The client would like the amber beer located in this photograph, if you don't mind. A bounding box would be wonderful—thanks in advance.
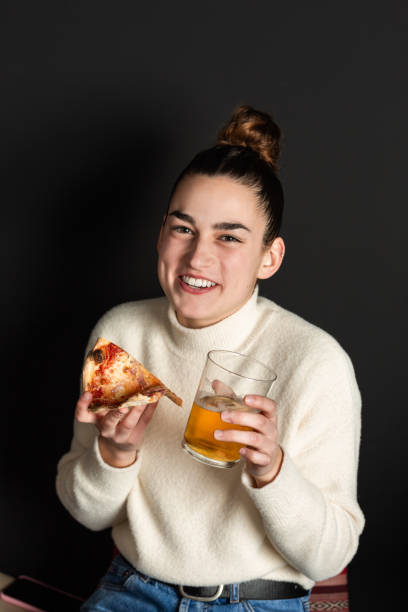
[183,394,254,466]
[182,350,276,468]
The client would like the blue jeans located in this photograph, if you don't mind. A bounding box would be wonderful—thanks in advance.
[81,554,310,611]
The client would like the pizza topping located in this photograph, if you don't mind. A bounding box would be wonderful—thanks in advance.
[112,384,126,398]
[92,349,104,364]
[90,387,103,400]
[82,337,183,411]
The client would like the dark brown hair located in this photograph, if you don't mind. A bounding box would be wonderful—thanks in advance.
[167,105,284,246]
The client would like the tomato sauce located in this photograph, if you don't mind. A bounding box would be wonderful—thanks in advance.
[89,343,124,404]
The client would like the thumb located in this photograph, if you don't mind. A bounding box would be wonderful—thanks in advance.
[75,391,98,423]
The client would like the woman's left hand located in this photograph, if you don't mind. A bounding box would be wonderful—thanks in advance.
[214,395,283,488]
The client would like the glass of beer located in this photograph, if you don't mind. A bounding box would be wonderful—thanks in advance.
[182,350,276,468]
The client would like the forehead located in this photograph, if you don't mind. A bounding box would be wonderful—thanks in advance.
[169,174,264,225]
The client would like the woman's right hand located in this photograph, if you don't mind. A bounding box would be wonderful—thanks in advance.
[75,391,158,468]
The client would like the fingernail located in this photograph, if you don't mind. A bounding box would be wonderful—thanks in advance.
[221,411,231,422]
[214,430,223,439]
[83,391,92,401]
[244,395,257,405]
[118,405,131,413]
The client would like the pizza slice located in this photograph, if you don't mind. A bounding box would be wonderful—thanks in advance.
[82,337,182,413]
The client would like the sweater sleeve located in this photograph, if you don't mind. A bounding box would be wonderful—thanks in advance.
[56,419,142,531]
[56,305,142,531]
[241,341,365,582]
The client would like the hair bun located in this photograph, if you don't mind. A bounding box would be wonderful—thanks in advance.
[217,105,281,172]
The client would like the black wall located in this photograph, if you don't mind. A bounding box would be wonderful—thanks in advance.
[1,2,406,609]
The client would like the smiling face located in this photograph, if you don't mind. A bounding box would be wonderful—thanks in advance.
[157,174,284,328]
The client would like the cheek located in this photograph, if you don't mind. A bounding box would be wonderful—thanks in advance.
[228,254,263,293]
[223,249,260,277]
[158,239,191,280]
[159,237,181,264]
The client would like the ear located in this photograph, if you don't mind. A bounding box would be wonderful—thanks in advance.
[257,237,285,280]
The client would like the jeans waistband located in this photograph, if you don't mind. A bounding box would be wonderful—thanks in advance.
[110,554,309,602]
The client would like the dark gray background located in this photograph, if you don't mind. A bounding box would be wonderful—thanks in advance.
[1,1,406,609]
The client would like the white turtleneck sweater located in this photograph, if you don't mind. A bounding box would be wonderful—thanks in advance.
[56,288,364,590]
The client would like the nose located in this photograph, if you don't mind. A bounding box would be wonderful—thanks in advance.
[186,235,215,270]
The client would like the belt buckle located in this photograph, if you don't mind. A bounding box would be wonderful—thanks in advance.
[178,584,224,602]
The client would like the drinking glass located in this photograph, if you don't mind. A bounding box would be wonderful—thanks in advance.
[182,350,276,468]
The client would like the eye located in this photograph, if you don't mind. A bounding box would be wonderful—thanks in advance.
[172,225,194,235]
[219,234,242,243]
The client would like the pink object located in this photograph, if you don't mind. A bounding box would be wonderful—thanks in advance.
[0,575,83,611]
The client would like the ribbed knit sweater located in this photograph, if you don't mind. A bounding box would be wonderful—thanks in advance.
[56,288,364,590]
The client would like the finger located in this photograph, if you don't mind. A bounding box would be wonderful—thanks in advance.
[221,410,274,435]
[75,392,97,423]
[214,428,277,452]
[137,402,157,429]
[114,403,156,442]
[239,446,272,467]
[212,379,236,397]
[117,404,146,430]
[126,402,157,440]
[244,395,277,418]
[99,407,128,437]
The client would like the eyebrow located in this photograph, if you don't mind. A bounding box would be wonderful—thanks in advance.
[168,210,251,232]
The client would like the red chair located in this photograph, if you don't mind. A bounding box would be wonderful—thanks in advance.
[309,568,349,611]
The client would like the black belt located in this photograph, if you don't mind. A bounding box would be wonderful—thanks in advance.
[178,579,308,602]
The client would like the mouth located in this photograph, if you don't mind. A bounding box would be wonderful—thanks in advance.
[178,274,218,294]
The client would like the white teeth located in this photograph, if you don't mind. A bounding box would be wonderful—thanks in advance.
[182,275,216,288]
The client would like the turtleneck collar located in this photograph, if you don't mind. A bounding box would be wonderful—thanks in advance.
[166,286,260,356]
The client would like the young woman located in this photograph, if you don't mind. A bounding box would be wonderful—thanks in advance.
[57,105,365,611]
